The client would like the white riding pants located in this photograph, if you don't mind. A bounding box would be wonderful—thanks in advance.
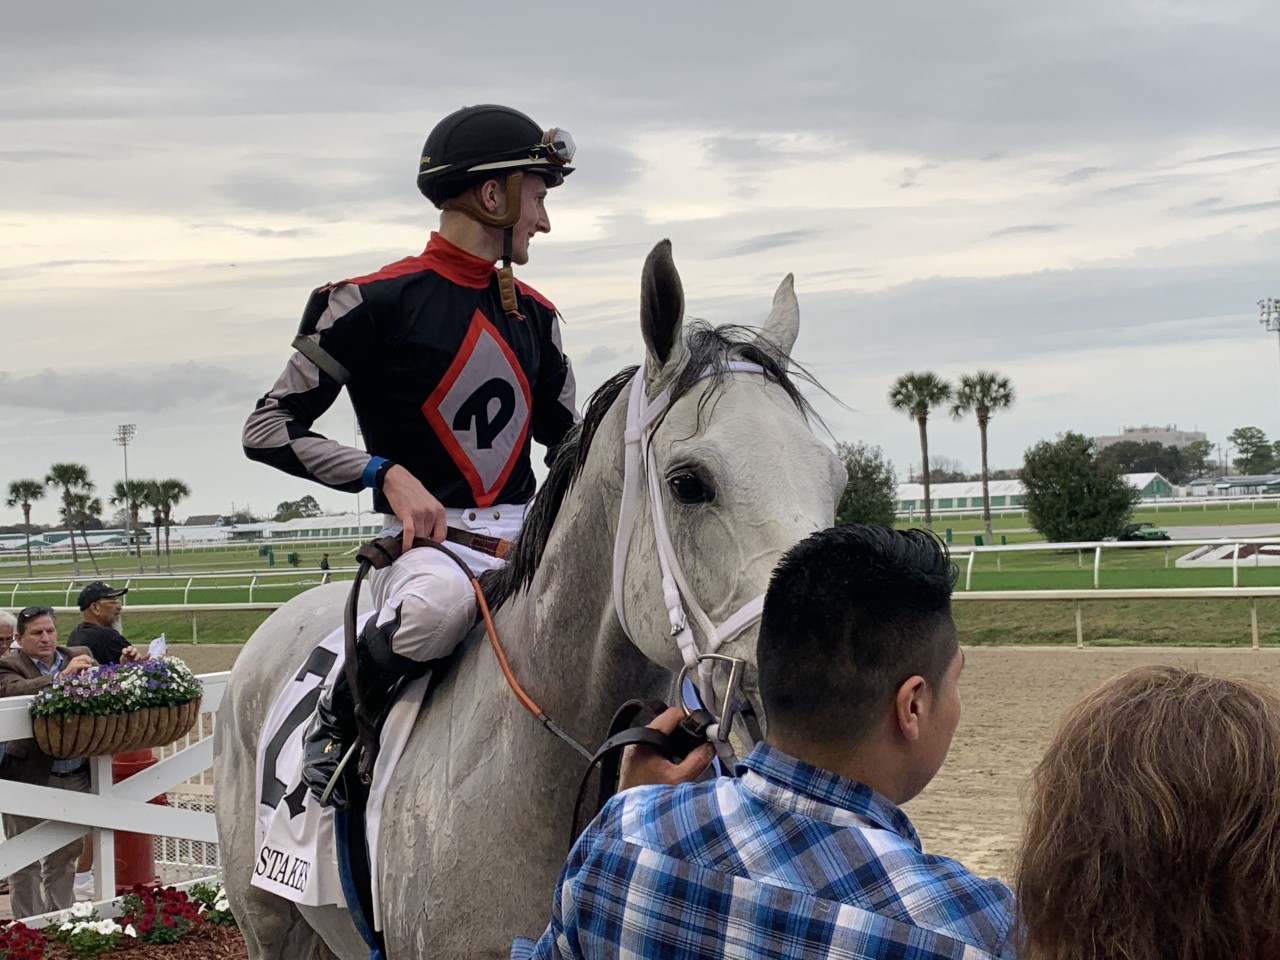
[371,504,525,664]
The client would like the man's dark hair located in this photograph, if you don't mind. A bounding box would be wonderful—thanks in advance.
[758,524,959,742]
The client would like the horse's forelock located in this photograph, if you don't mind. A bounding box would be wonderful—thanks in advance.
[480,323,822,609]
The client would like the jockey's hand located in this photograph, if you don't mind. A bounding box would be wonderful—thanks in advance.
[382,465,448,553]
[618,707,715,791]
[59,655,97,678]
[119,646,144,664]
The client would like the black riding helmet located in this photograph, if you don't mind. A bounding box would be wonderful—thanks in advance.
[417,104,575,207]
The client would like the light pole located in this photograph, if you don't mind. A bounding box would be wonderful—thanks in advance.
[114,424,143,575]
[1260,298,1280,401]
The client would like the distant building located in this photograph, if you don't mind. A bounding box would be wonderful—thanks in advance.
[183,514,225,527]
[1093,424,1207,450]
[1189,475,1280,497]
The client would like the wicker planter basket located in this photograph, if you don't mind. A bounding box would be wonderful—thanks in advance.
[32,699,203,760]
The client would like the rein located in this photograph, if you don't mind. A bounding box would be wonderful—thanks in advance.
[339,361,773,817]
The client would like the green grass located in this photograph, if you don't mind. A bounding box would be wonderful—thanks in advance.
[955,597,1280,647]
[109,599,1280,650]
[0,542,364,581]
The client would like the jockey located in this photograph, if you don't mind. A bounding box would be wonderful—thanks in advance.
[242,104,580,808]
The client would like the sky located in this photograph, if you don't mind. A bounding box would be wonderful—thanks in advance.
[3,0,1278,525]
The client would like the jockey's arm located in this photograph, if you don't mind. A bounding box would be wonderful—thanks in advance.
[242,283,380,494]
[531,313,581,463]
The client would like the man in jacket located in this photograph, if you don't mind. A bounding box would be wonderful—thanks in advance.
[0,606,97,918]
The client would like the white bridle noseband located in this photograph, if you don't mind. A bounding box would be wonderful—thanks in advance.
[611,362,769,740]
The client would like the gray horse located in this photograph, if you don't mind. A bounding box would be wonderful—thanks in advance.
[214,241,846,958]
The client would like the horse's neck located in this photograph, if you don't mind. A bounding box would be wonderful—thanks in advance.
[497,429,665,744]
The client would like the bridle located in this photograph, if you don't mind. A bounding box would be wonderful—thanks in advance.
[338,360,772,796]
[611,362,769,761]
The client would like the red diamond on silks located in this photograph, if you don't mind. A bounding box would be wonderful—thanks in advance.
[423,309,532,507]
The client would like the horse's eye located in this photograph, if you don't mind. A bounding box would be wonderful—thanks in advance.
[667,471,713,505]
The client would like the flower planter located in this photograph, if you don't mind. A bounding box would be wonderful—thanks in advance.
[32,699,202,760]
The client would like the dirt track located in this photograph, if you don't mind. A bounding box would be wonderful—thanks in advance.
[176,643,1280,882]
[904,646,1280,880]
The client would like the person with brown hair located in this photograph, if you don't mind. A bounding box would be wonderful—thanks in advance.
[1016,664,1280,960]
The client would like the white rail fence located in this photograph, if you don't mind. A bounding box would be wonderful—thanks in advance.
[0,672,228,918]
[2,568,354,607]
[900,492,1280,520]
[949,537,1280,589]
[952,587,1280,649]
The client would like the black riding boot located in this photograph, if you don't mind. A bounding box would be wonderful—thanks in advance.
[301,610,419,810]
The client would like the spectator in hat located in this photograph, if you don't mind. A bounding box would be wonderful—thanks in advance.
[66,582,142,666]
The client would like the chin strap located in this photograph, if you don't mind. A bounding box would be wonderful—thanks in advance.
[441,172,525,319]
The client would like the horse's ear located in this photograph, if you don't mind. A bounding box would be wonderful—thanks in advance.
[640,239,685,373]
[759,273,799,356]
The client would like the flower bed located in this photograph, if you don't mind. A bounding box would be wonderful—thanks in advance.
[30,658,203,759]
[2,884,245,960]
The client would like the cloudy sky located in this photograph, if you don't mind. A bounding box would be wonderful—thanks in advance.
[3,0,1278,525]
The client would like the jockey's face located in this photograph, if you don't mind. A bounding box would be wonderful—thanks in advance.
[509,174,551,266]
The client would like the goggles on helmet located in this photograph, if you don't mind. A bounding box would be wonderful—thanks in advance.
[538,128,575,166]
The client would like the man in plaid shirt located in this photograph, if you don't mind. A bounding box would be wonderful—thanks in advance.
[515,525,1016,959]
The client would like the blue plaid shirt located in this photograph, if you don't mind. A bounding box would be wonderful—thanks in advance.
[514,743,1015,959]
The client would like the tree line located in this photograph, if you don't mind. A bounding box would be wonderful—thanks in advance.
[834,368,1206,543]
[5,468,190,578]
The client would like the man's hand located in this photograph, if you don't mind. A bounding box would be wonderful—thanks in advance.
[119,646,144,664]
[382,465,448,553]
[618,707,715,791]
[58,655,96,678]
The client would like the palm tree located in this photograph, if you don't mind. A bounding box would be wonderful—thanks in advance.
[951,371,1016,543]
[151,478,191,572]
[140,481,164,572]
[5,479,45,578]
[111,479,150,574]
[46,462,91,576]
[888,372,953,530]
[67,490,104,577]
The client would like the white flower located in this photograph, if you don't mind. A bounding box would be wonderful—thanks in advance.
[124,924,137,938]
[214,898,230,912]
[68,902,94,918]
[94,919,121,935]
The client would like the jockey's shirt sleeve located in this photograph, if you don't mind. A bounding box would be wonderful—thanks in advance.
[241,283,379,493]
[531,311,581,464]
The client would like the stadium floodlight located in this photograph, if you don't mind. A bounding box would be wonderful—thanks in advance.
[114,424,144,575]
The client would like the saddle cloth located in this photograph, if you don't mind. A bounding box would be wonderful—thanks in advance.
[252,613,430,930]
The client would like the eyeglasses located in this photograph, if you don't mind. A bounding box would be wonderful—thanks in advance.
[16,605,55,630]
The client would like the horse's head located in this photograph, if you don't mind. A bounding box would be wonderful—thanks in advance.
[615,241,845,724]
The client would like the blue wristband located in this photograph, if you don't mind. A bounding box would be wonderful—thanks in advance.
[362,456,390,490]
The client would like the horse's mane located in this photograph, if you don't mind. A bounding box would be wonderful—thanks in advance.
[479,322,820,610]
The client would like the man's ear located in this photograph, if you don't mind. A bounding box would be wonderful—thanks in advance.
[476,178,503,215]
[894,675,928,742]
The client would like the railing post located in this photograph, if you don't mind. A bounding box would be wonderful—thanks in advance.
[1093,547,1102,589]
[89,754,116,900]
[183,577,194,604]
[1233,543,1241,588]
[1075,601,1083,649]
[966,551,975,590]
[249,575,258,603]
[9,581,19,605]
[1252,598,1260,650]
